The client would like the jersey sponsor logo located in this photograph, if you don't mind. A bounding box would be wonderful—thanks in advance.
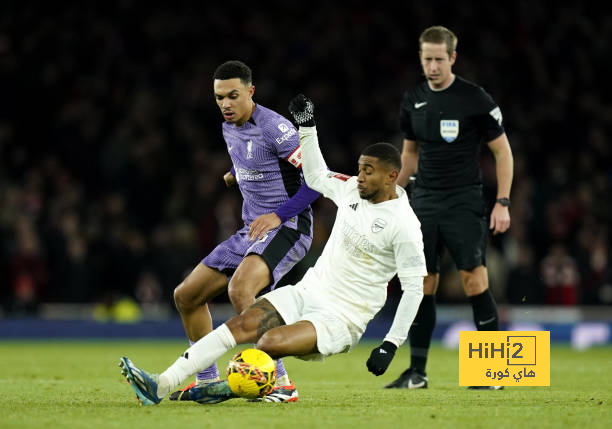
[287,146,302,168]
[326,172,351,181]
[275,126,297,145]
[489,106,503,126]
[236,167,264,181]
[341,220,374,259]
[278,123,290,133]
[246,140,254,159]
[440,120,459,142]
[371,218,387,233]
[414,101,427,109]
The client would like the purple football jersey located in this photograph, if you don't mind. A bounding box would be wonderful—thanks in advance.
[223,104,311,233]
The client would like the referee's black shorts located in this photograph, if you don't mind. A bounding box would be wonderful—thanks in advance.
[410,185,487,274]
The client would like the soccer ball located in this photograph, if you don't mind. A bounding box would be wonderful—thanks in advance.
[226,348,276,399]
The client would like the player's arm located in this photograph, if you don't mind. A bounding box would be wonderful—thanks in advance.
[250,188,319,241]
[224,165,237,187]
[366,236,426,376]
[366,275,424,376]
[294,127,329,193]
[487,133,513,235]
[272,181,319,221]
[288,94,349,204]
[249,123,320,241]
[384,275,424,347]
[397,138,419,188]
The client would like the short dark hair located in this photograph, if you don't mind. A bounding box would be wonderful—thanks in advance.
[361,142,401,171]
[213,60,252,85]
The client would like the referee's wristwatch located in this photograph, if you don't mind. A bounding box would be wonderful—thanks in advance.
[496,197,510,207]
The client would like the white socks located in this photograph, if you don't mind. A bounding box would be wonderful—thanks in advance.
[157,324,236,398]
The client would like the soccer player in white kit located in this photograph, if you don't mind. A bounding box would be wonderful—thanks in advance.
[119,94,427,405]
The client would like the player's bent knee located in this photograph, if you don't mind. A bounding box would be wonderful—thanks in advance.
[256,331,285,358]
[228,273,268,314]
[227,285,255,315]
[173,283,189,311]
[462,275,488,296]
[173,281,206,313]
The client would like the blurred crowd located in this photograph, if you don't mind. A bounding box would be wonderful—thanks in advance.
[1,2,610,316]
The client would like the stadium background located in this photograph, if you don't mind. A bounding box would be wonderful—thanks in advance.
[0,2,610,346]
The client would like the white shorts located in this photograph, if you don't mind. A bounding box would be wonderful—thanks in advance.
[263,282,364,361]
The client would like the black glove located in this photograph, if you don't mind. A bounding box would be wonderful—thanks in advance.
[366,341,397,376]
[288,94,315,127]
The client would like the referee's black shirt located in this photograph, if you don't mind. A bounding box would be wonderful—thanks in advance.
[399,76,504,190]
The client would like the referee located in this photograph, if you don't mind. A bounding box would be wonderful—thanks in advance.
[385,26,513,390]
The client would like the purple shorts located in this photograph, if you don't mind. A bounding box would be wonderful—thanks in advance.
[202,225,312,290]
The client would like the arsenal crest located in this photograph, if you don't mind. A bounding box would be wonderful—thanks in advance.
[371,218,387,233]
[440,120,459,142]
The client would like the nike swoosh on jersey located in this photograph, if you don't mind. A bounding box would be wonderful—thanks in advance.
[414,102,427,109]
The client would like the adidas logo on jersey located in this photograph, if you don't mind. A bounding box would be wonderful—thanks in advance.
[349,203,358,211]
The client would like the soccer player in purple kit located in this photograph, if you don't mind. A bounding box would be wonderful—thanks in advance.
[169,61,319,403]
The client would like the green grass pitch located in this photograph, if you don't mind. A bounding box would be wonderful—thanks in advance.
[0,341,610,429]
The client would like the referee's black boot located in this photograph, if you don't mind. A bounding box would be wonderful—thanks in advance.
[384,367,428,389]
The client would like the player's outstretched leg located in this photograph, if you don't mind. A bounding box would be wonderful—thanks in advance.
[169,356,296,403]
[169,361,220,402]
[187,380,238,404]
[119,357,162,406]
[169,381,197,401]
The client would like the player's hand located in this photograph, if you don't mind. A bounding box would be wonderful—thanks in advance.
[489,204,510,235]
[288,94,315,127]
[366,341,397,376]
[249,213,281,242]
[223,171,237,187]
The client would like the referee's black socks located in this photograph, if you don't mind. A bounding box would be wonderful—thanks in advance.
[468,289,499,331]
[408,294,436,375]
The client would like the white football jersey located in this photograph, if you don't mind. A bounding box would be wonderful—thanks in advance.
[298,127,427,331]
